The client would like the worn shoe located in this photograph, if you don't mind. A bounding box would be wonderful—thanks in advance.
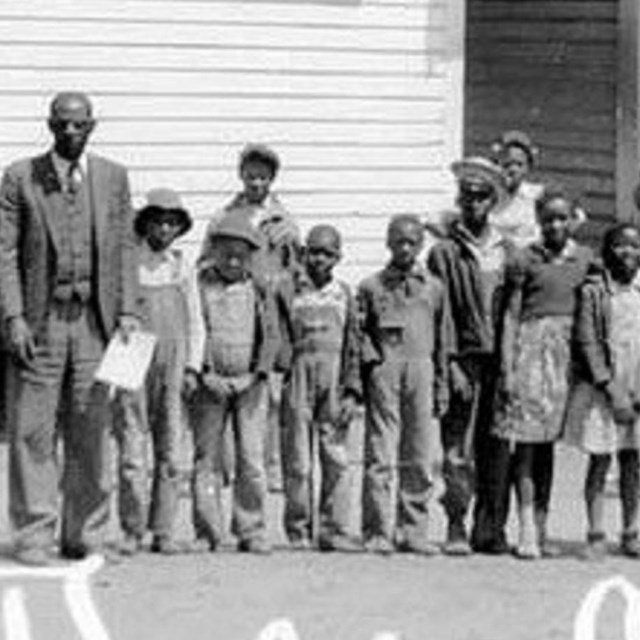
[397,539,440,556]
[364,536,394,556]
[514,542,541,560]
[582,534,607,562]
[621,532,640,558]
[318,534,362,553]
[118,534,144,556]
[288,537,313,552]
[238,538,272,555]
[14,546,60,567]
[443,522,472,556]
[443,538,472,556]
[150,536,182,555]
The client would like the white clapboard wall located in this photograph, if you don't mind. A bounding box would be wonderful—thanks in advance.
[0,0,465,284]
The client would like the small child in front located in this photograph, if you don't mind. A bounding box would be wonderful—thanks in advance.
[358,215,450,554]
[186,210,280,554]
[280,225,361,552]
[564,223,640,560]
[113,188,202,555]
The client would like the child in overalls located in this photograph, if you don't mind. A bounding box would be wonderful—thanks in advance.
[358,214,451,554]
[199,144,300,492]
[279,225,361,552]
[113,188,202,555]
[186,211,280,554]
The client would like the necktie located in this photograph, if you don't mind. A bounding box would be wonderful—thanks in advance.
[67,162,81,195]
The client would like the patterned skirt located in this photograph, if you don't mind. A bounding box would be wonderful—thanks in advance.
[493,315,572,443]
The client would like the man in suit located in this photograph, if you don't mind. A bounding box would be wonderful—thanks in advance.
[0,91,140,565]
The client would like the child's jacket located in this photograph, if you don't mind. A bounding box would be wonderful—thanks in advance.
[569,263,615,388]
[427,221,515,358]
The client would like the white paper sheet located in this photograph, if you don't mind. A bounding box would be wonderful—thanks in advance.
[94,331,157,391]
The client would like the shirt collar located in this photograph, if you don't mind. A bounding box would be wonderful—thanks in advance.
[295,270,339,294]
[51,149,88,177]
[530,238,578,262]
[382,261,426,283]
[453,220,504,252]
[139,240,176,265]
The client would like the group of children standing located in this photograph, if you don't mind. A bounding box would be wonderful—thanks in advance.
[115,135,640,561]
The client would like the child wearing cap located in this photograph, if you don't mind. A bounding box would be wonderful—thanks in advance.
[200,143,301,493]
[186,209,281,554]
[278,225,362,552]
[358,215,451,555]
[427,157,516,556]
[113,188,203,555]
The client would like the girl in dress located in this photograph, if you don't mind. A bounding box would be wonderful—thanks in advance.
[564,223,640,559]
[496,185,592,559]
[490,130,585,248]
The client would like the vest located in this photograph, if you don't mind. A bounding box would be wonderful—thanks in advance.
[53,176,93,302]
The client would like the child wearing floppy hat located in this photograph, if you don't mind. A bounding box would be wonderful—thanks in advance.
[112,187,203,555]
[186,209,282,554]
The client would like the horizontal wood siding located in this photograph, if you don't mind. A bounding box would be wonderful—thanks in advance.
[0,0,465,284]
[465,0,618,239]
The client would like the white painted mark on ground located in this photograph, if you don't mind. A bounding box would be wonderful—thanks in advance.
[0,554,110,640]
[255,618,401,640]
[3,587,31,640]
[574,575,640,640]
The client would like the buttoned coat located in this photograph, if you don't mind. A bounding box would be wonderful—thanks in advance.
[0,151,138,341]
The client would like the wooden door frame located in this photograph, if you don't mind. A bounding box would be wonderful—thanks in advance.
[617,0,640,223]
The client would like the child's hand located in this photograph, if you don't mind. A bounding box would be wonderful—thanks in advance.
[606,383,637,426]
[202,372,233,402]
[450,361,472,403]
[337,394,359,430]
[229,373,255,396]
[182,369,200,400]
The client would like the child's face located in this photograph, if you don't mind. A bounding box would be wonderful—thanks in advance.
[458,179,497,235]
[501,146,530,193]
[387,220,423,271]
[606,228,640,284]
[539,197,571,252]
[145,210,184,252]
[305,230,340,285]
[240,159,275,205]
[214,238,254,283]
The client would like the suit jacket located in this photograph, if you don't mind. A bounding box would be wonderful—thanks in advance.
[0,151,138,341]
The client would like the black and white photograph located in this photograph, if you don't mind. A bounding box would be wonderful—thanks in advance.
[0,1,637,638]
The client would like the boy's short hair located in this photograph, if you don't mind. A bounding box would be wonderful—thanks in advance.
[306,224,342,253]
[238,143,280,177]
[387,214,424,239]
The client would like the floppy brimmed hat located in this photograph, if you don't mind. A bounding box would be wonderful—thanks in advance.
[451,156,509,210]
[207,210,263,250]
[238,143,280,177]
[134,188,192,237]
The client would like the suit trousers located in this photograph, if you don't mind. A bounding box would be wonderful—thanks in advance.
[189,380,269,545]
[8,299,110,551]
